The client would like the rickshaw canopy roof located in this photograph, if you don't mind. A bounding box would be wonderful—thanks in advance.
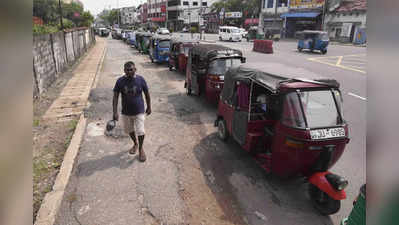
[221,63,340,102]
[150,35,171,41]
[191,44,243,60]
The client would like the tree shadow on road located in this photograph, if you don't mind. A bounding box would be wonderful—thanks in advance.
[192,133,334,225]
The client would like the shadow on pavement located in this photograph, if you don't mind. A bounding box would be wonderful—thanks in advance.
[192,132,334,225]
[77,150,136,177]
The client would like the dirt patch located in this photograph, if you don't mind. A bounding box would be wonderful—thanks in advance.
[33,64,81,222]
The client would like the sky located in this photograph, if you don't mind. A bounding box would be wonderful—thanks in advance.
[80,0,146,16]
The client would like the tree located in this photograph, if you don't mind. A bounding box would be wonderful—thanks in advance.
[99,9,119,26]
[33,0,59,24]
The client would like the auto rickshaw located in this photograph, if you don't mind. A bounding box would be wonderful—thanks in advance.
[297,30,329,54]
[215,63,350,215]
[168,38,199,73]
[149,35,171,63]
[265,28,281,41]
[184,44,246,104]
[246,26,262,42]
[137,32,152,54]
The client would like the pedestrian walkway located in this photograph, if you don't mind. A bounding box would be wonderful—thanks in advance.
[43,38,106,120]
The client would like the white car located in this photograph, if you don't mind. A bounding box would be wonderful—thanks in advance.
[157,28,170,35]
[219,26,242,42]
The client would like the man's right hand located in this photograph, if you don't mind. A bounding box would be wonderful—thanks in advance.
[113,113,119,121]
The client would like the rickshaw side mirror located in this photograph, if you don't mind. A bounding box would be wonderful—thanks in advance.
[241,57,246,63]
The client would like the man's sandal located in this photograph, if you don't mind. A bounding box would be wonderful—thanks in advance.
[139,151,146,162]
[129,145,138,155]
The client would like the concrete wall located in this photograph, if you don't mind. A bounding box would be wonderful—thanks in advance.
[33,28,96,98]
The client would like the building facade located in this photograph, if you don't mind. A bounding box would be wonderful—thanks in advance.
[147,0,168,27]
[324,0,366,44]
[167,0,216,31]
[120,6,139,26]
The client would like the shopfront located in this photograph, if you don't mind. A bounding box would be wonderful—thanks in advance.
[282,12,322,38]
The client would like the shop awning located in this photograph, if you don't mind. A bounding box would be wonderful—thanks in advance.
[280,12,320,18]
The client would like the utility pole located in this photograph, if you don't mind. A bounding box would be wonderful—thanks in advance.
[117,0,120,27]
[321,0,327,31]
[258,0,264,35]
[58,0,64,30]
[273,0,278,28]
[199,0,202,40]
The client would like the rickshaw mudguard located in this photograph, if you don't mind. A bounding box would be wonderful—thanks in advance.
[308,171,346,200]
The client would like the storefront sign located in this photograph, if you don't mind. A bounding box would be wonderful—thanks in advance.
[224,12,242,18]
[341,23,352,37]
[290,0,325,9]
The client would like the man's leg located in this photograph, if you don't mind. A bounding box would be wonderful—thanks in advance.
[129,132,138,154]
[136,114,146,162]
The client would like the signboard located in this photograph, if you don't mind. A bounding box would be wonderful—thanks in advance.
[341,23,352,37]
[224,12,242,18]
[289,0,325,9]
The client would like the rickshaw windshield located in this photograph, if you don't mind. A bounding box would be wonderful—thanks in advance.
[208,58,242,75]
[158,40,170,48]
[319,33,329,41]
[282,90,343,129]
[183,46,191,56]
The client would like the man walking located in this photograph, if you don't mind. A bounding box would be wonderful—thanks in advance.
[113,61,151,162]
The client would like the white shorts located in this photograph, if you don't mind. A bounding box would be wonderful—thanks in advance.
[122,114,145,136]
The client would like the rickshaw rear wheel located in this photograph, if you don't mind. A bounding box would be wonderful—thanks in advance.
[169,65,173,71]
[321,49,327,54]
[309,184,341,215]
[298,47,303,52]
[218,119,229,141]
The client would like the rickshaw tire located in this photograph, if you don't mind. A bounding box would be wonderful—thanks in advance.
[309,184,341,215]
[322,49,327,54]
[151,57,154,63]
[218,119,229,141]
[169,65,173,71]
[298,47,302,52]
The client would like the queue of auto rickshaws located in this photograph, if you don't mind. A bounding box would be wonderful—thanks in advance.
[116,30,351,216]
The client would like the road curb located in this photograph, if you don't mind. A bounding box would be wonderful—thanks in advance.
[34,114,86,225]
[34,40,107,225]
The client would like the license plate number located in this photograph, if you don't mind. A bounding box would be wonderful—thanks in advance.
[310,128,345,140]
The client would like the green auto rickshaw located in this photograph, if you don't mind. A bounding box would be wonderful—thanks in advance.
[246,26,264,42]
[140,32,153,54]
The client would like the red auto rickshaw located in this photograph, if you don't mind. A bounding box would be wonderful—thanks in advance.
[168,38,199,73]
[215,64,350,215]
[185,44,246,104]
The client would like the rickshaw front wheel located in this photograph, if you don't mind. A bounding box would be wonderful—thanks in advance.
[321,49,327,54]
[218,119,229,141]
[309,184,341,215]
[169,64,173,71]
[298,47,303,52]
[186,85,192,96]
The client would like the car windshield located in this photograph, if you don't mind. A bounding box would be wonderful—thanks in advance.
[208,58,242,75]
[231,29,240,33]
[282,90,342,129]
[158,40,170,48]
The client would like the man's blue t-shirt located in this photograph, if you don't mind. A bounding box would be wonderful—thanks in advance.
[113,75,148,116]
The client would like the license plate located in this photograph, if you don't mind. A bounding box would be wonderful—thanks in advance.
[310,128,345,140]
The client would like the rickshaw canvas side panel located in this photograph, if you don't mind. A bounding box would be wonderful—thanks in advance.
[218,101,234,134]
[232,111,248,146]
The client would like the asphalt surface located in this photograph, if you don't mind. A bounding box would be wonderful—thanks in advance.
[55,34,366,225]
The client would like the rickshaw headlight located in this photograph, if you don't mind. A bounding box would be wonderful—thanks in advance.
[326,173,348,191]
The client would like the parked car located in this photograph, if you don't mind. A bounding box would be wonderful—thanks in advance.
[156,28,170,35]
[219,26,242,42]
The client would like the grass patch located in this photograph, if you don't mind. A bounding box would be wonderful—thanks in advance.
[33,119,40,127]
[33,159,49,183]
[64,119,79,149]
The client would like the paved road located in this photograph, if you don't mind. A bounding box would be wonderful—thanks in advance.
[55,34,366,225]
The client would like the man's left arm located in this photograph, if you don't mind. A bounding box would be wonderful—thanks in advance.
[144,90,151,115]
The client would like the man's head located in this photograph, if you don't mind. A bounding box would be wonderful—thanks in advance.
[124,61,136,77]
